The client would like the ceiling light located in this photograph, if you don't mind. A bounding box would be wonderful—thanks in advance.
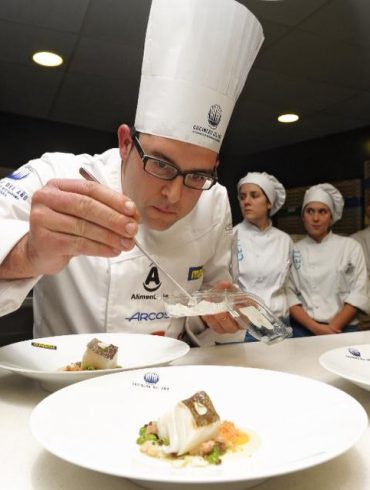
[278,113,299,123]
[32,51,63,67]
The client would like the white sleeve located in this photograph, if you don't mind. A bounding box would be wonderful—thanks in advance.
[0,161,52,314]
[286,247,303,308]
[342,239,370,314]
[0,278,39,316]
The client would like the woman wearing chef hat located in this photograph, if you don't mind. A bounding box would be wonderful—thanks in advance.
[0,0,265,340]
[234,172,293,337]
[288,183,370,336]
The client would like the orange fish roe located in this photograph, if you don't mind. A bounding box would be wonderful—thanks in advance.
[217,421,249,450]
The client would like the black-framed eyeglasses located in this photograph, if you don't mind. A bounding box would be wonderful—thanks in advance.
[131,129,218,191]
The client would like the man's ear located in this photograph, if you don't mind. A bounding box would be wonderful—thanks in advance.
[117,124,132,160]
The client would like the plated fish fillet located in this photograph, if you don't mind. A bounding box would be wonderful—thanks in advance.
[81,338,119,370]
[136,391,254,466]
[157,391,221,455]
[61,337,119,371]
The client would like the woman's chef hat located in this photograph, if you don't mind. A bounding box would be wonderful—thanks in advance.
[237,172,286,216]
[134,0,264,152]
[302,183,344,223]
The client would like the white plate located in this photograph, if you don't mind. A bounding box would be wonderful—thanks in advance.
[30,365,367,490]
[0,333,189,391]
[320,343,370,391]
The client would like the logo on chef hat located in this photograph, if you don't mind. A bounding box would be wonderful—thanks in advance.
[208,104,222,129]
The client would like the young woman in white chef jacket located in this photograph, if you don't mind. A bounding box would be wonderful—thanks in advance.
[234,172,293,340]
[288,183,370,336]
[352,200,370,277]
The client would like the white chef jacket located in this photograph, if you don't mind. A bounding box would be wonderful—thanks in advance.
[0,149,233,339]
[233,220,293,321]
[351,226,370,276]
[287,231,370,324]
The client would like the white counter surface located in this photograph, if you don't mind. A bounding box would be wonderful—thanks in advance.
[1,331,370,490]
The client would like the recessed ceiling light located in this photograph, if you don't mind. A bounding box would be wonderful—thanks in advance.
[32,51,63,67]
[278,113,299,123]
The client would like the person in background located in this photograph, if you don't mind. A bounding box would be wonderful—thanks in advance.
[0,0,264,341]
[351,200,370,330]
[234,172,293,340]
[351,200,370,276]
[288,183,370,336]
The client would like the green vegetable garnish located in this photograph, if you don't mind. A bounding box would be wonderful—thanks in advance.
[136,425,159,446]
[206,445,222,465]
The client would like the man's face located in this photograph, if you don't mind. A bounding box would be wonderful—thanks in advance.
[302,202,332,242]
[119,127,218,231]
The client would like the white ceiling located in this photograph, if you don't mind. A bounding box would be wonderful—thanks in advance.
[1,0,370,156]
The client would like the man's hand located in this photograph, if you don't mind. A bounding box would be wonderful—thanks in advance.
[201,280,242,334]
[25,178,140,276]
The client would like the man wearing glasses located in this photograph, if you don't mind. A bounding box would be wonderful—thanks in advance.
[0,0,263,341]
[121,127,218,231]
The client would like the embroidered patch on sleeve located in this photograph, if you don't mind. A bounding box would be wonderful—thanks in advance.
[188,266,204,281]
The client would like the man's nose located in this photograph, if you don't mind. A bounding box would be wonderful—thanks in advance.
[162,176,183,203]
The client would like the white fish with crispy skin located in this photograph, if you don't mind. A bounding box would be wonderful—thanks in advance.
[157,391,221,456]
[81,338,118,370]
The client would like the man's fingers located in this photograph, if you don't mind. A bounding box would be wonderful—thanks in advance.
[33,208,135,251]
[48,178,139,217]
[32,179,139,237]
[202,312,241,333]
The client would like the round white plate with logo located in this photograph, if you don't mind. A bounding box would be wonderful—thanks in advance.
[320,343,370,391]
[30,365,367,490]
[0,333,189,391]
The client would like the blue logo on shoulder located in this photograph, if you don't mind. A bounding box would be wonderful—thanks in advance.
[7,168,30,180]
[144,372,159,384]
[293,250,302,270]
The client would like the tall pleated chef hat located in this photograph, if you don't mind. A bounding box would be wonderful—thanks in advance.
[134,0,264,152]
[302,183,344,223]
[237,172,286,216]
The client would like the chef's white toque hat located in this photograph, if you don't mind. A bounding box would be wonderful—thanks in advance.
[135,0,264,152]
[302,183,344,223]
[237,172,286,216]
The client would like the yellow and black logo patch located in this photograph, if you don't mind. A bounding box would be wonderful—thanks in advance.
[31,342,57,350]
[188,266,203,281]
